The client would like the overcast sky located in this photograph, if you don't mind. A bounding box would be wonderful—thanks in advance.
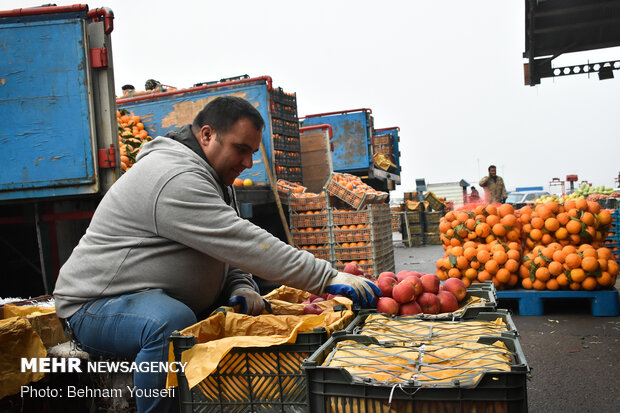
[6,0,620,195]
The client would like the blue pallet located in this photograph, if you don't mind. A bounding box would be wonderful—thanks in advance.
[497,289,619,316]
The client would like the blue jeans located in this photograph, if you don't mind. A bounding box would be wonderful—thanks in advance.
[68,289,197,413]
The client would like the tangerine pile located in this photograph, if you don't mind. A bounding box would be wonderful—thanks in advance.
[117,109,153,171]
[436,201,617,290]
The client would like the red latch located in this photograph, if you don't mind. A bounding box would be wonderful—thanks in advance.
[90,47,108,68]
[98,145,116,168]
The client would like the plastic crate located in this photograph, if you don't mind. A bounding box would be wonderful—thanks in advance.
[306,246,332,261]
[332,227,371,243]
[424,211,444,224]
[325,173,388,210]
[171,329,327,413]
[302,335,529,413]
[288,194,327,212]
[291,210,328,229]
[407,222,424,235]
[424,232,442,245]
[424,191,446,212]
[373,135,392,146]
[292,229,330,245]
[406,211,422,223]
[345,309,518,342]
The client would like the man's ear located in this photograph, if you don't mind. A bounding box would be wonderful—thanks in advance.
[198,125,215,145]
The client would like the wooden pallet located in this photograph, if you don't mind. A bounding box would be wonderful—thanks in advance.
[497,289,619,316]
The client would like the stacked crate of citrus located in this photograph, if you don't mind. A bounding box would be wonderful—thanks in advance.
[117,109,153,171]
[436,200,618,291]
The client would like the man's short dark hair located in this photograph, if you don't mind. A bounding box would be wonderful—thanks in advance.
[121,84,135,91]
[192,96,265,136]
[488,165,497,172]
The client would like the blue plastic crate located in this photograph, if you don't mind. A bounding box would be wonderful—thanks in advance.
[497,289,619,316]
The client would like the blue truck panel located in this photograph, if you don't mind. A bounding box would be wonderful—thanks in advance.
[0,11,98,201]
[374,127,401,175]
[301,111,372,173]
[117,82,274,185]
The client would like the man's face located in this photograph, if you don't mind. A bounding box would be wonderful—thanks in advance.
[489,167,497,177]
[199,118,262,186]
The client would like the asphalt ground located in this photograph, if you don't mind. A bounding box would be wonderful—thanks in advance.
[393,243,620,413]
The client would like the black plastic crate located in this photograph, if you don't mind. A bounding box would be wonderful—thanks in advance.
[171,329,328,413]
[302,334,529,413]
[344,309,518,343]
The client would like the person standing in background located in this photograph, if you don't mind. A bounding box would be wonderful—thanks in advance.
[479,165,507,203]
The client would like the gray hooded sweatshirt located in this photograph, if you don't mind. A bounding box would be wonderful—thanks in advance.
[53,129,336,318]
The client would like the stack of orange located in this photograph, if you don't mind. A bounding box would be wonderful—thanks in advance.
[439,204,521,249]
[520,199,610,249]
[520,243,618,291]
[436,239,522,289]
[436,199,618,291]
[117,109,153,171]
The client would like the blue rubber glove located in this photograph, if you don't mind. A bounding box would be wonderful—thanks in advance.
[228,288,265,316]
[325,272,382,308]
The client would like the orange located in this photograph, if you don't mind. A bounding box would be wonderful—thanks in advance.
[570,268,586,283]
[505,258,519,273]
[535,267,551,282]
[493,250,508,265]
[492,223,506,237]
[555,227,569,240]
[597,272,613,287]
[531,217,544,229]
[508,241,521,250]
[485,205,498,216]
[496,268,511,283]
[448,268,461,278]
[608,260,619,276]
[533,279,546,290]
[485,259,499,275]
[477,249,491,264]
[556,212,570,226]
[470,260,481,270]
[464,268,478,280]
[546,278,560,290]
[544,217,560,232]
[437,269,448,280]
[478,270,492,282]
[465,218,476,231]
[463,247,478,261]
[520,213,532,225]
[597,210,612,226]
[556,273,570,287]
[456,211,469,223]
[529,228,542,241]
[548,261,563,276]
[565,253,582,270]
[500,214,517,227]
[581,212,595,226]
[542,247,555,260]
[541,233,555,245]
[580,247,597,258]
[597,247,612,260]
[566,220,582,234]
[462,277,472,288]
[587,201,601,215]
[498,204,514,218]
[486,215,500,227]
[569,282,582,291]
[598,258,609,272]
[581,277,598,290]
[233,178,244,186]
[546,201,560,214]
[451,246,464,257]
[562,245,577,255]
[534,204,552,220]
[507,249,521,261]
[506,230,521,242]
[519,264,530,278]
[522,277,533,289]
[456,256,469,270]
[574,198,588,211]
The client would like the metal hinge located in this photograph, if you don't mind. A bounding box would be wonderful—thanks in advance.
[98,145,117,168]
[90,47,109,68]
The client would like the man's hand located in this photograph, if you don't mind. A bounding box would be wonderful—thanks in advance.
[228,288,265,316]
[325,272,382,308]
